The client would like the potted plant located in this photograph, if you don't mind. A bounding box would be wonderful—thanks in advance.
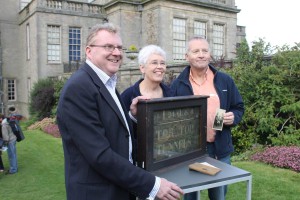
[126,45,139,60]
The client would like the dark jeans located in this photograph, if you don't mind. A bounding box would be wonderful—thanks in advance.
[0,155,4,170]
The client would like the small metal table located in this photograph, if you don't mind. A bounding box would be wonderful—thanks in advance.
[154,156,252,200]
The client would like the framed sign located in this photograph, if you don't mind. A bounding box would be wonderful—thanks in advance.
[136,95,208,172]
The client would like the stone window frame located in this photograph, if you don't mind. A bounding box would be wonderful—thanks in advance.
[7,79,17,101]
[212,23,225,59]
[47,25,61,63]
[194,20,207,39]
[172,18,187,61]
[26,23,30,60]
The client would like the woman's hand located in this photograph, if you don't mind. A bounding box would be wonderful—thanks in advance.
[129,96,150,117]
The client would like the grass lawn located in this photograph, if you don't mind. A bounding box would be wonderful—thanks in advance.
[0,129,65,200]
[200,162,300,200]
[0,129,299,200]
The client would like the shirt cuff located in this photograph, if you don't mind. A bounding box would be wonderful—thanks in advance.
[148,176,161,200]
[128,111,137,123]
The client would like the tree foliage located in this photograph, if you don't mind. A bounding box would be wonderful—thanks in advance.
[224,39,300,153]
[51,78,67,116]
[29,78,56,120]
[29,77,67,120]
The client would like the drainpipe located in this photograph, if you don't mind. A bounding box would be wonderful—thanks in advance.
[0,31,4,114]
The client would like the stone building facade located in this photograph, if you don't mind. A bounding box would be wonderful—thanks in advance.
[0,0,245,117]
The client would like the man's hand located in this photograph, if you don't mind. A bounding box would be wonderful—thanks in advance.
[156,178,184,200]
[223,112,234,125]
[129,96,150,117]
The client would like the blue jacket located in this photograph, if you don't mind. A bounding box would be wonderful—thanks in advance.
[121,79,174,112]
[170,64,244,158]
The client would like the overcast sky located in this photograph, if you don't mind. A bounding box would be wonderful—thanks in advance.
[235,0,299,47]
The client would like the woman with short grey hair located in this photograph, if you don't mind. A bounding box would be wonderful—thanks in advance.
[121,44,173,116]
[138,44,167,66]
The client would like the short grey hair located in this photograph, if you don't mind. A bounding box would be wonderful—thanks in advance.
[138,45,167,65]
[186,36,210,52]
[86,23,120,46]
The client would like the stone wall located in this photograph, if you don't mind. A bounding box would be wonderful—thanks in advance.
[0,0,240,118]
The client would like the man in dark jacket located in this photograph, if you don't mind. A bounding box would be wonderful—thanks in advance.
[171,36,244,200]
[57,23,183,200]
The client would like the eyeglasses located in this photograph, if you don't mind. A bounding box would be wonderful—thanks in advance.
[149,61,166,67]
[89,44,123,52]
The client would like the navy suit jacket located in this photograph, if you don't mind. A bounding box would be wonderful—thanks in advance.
[57,63,155,200]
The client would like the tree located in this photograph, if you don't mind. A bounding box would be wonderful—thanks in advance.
[225,39,300,153]
[29,78,55,120]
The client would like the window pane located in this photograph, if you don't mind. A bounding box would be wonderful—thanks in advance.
[173,18,186,61]
[194,21,207,38]
[212,23,225,59]
[47,25,61,62]
[7,79,16,101]
[69,27,81,61]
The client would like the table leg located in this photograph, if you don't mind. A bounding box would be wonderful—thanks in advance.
[246,175,252,200]
[197,191,201,200]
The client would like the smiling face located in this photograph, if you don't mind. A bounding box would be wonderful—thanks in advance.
[86,30,123,76]
[186,39,211,71]
[140,54,166,83]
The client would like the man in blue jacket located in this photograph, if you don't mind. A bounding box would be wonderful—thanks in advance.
[171,36,244,200]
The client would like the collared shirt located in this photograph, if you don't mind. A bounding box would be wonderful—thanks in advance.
[189,67,220,142]
[86,60,160,199]
[86,59,132,163]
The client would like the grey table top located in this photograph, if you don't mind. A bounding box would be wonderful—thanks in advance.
[153,155,251,190]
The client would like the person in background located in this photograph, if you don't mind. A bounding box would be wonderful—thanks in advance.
[0,126,5,173]
[8,107,23,124]
[57,23,183,200]
[0,114,18,175]
[170,36,244,200]
[121,44,173,119]
[0,154,4,173]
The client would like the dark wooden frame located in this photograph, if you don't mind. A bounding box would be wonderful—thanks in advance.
[136,95,208,172]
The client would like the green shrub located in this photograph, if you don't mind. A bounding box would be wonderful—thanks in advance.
[29,78,55,120]
[270,130,300,146]
[231,144,264,162]
[227,40,300,153]
[29,77,67,120]
[51,78,67,116]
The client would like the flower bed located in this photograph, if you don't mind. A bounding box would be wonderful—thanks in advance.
[28,117,55,130]
[28,117,61,138]
[42,123,61,138]
[251,146,300,172]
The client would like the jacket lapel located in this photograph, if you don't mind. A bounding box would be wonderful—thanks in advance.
[82,64,129,132]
